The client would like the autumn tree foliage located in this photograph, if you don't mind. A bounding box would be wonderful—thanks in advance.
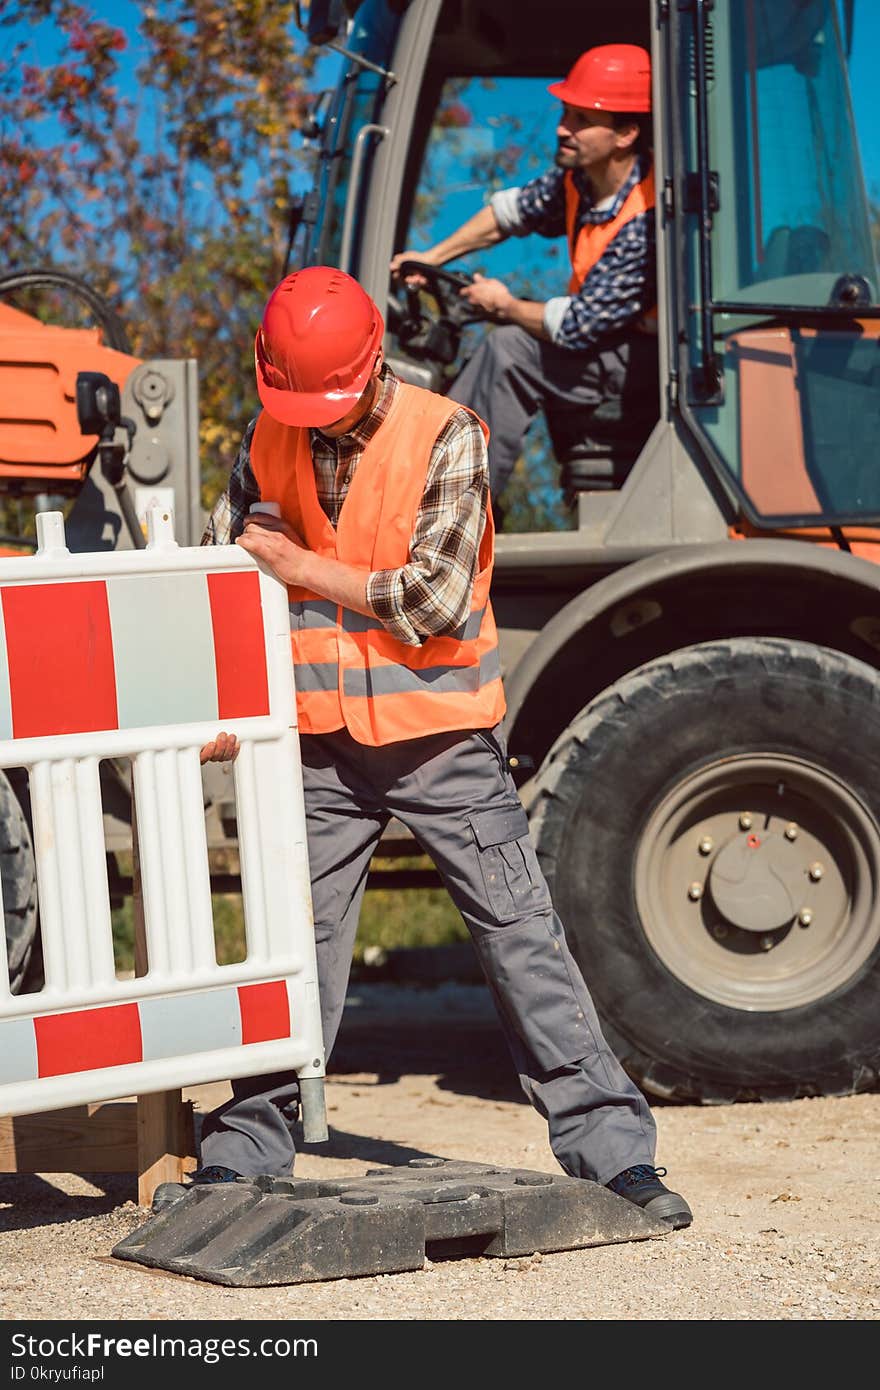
[0,1,317,501]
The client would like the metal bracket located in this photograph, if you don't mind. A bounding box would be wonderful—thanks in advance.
[683,171,719,214]
[326,39,396,84]
[688,359,724,406]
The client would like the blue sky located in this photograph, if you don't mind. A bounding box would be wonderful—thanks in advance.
[11,1,880,220]
[6,0,343,197]
[841,1,880,200]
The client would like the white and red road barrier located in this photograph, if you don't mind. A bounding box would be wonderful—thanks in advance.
[0,507,326,1139]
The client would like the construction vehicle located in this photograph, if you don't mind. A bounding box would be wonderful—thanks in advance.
[293,0,880,1106]
[3,0,880,1109]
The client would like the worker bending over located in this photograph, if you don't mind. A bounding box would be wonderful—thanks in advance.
[196,265,691,1231]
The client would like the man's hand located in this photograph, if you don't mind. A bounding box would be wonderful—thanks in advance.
[459,272,514,319]
[389,249,433,286]
[236,511,310,586]
[239,510,373,620]
[199,731,239,764]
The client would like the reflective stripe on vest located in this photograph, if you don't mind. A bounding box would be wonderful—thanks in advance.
[250,382,506,745]
[343,649,502,698]
[290,648,502,699]
[292,662,340,693]
[290,599,487,643]
[564,166,656,294]
[289,599,337,629]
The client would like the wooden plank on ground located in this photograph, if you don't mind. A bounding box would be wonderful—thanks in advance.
[0,1103,137,1172]
[0,1094,196,1203]
[136,1092,196,1206]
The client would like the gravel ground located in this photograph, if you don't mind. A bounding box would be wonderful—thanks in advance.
[1,982,879,1322]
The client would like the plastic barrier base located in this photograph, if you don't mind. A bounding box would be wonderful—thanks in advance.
[111,1158,667,1285]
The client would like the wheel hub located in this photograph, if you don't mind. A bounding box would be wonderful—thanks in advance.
[634,754,880,1010]
[709,831,809,933]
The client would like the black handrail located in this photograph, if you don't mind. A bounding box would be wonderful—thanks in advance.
[691,0,722,400]
[711,300,880,322]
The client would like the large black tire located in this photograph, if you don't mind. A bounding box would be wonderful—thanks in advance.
[0,769,38,994]
[529,638,880,1102]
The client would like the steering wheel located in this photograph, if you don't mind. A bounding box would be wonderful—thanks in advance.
[390,259,491,366]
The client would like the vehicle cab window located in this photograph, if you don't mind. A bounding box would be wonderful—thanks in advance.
[680,0,880,527]
[392,74,621,531]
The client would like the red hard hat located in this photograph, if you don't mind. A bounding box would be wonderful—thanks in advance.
[255,266,385,427]
[548,44,652,113]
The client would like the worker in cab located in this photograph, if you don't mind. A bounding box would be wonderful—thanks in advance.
[195,266,690,1231]
[390,43,657,512]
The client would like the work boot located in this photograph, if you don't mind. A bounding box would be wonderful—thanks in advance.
[606,1164,693,1229]
[150,1164,242,1214]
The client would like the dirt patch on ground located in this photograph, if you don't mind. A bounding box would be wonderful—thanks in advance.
[2,982,879,1321]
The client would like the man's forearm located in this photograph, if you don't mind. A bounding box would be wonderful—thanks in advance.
[297,551,374,618]
[426,204,506,264]
[237,521,377,616]
[501,298,550,339]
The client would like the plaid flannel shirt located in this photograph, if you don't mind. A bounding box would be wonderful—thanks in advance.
[201,367,488,647]
[489,153,656,350]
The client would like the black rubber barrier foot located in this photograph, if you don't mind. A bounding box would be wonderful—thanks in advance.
[111,1158,668,1286]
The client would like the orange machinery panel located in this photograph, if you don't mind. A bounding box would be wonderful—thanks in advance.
[729,319,880,519]
[0,301,141,485]
[726,325,822,517]
[728,321,880,561]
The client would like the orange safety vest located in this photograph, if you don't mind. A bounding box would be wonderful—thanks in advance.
[249,382,507,746]
[564,166,656,304]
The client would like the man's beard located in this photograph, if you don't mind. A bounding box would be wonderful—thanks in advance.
[554,144,577,167]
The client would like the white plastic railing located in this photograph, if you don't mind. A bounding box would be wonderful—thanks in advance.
[0,507,325,1137]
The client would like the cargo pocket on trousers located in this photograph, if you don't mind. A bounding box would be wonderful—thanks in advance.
[467,804,550,924]
[475,918,596,1071]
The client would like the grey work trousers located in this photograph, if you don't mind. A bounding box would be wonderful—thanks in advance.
[448,323,655,502]
[199,725,656,1185]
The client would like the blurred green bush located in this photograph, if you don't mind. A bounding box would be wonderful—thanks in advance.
[111,854,464,973]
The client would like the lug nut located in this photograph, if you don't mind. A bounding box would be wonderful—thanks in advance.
[698,835,714,855]
[759,934,775,951]
[798,909,813,927]
[687,882,703,901]
[739,813,753,830]
[784,823,799,841]
[808,862,824,882]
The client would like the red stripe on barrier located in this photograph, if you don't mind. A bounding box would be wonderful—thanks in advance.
[35,1003,143,1077]
[2,581,118,737]
[207,572,270,719]
[238,981,290,1044]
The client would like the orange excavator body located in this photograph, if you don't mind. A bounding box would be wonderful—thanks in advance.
[0,301,141,491]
